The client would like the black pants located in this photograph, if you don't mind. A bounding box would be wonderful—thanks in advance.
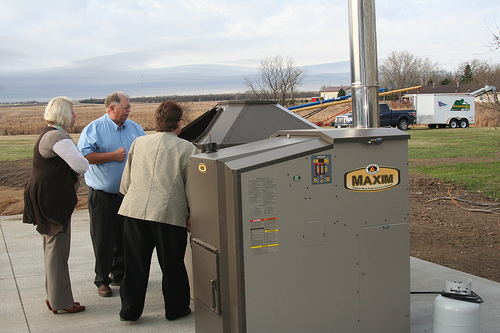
[88,188,124,287]
[119,217,190,321]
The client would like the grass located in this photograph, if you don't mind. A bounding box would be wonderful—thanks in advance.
[413,161,500,199]
[0,135,39,161]
[408,127,500,158]
[408,127,500,200]
[0,134,81,161]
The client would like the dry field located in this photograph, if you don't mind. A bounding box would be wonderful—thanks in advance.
[0,100,499,282]
[0,100,356,135]
[0,101,217,135]
[1,99,498,135]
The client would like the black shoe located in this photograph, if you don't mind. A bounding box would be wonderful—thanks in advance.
[167,307,191,321]
[98,284,112,297]
[110,274,123,286]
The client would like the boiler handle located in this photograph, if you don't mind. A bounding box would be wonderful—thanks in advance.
[211,279,218,310]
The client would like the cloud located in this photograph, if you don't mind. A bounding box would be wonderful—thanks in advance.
[0,0,499,102]
[0,61,350,102]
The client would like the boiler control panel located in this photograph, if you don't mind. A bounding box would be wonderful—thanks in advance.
[311,154,331,185]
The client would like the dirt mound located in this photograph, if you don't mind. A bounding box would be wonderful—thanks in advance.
[0,159,89,216]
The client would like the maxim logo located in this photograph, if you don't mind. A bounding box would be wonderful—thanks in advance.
[345,164,400,192]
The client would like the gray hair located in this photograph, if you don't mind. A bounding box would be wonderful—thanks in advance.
[105,91,130,108]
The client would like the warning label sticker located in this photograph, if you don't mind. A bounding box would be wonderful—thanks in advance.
[248,177,277,218]
[250,218,279,255]
[248,177,279,255]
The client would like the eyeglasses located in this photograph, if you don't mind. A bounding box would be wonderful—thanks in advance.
[119,106,131,111]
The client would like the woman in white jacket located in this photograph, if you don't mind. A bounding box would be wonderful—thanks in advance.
[118,100,197,322]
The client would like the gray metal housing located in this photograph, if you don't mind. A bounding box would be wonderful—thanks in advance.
[179,100,319,150]
[189,127,410,332]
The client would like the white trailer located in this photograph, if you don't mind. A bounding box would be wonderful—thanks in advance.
[411,93,475,128]
[407,85,496,129]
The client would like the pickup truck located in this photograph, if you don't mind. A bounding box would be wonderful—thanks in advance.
[332,103,416,130]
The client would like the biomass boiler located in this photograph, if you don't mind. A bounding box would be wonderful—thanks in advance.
[188,0,410,332]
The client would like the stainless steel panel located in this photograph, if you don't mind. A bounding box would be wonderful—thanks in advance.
[189,128,410,333]
[192,239,221,315]
[188,158,222,247]
[192,101,318,148]
[239,156,360,332]
[359,223,410,332]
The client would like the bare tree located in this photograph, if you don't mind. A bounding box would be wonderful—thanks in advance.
[419,58,451,87]
[244,55,307,106]
[486,18,500,52]
[379,51,420,91]
[379,50,444,97]
[456,59,494,85]
[456,59,500,112]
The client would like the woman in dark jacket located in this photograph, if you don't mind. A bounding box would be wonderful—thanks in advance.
[23,96,89,314]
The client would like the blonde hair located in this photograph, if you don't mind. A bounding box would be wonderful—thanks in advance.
[44,96,74,129]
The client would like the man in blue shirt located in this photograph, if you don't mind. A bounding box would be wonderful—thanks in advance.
[78,91,146,297]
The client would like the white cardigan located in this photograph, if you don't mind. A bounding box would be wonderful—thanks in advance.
[118,132,197,227]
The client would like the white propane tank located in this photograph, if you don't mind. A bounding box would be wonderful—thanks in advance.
[433,277,482,333]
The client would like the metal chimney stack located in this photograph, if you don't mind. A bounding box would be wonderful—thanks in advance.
[348,0,380,128]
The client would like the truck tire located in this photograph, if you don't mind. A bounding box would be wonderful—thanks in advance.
[449,119,459,128]
[459,119,469,128]
[397,119,409,130]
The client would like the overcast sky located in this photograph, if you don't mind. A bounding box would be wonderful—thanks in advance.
[1,0,500,102]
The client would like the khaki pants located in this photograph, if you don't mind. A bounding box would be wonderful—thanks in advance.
[43,223,74,310]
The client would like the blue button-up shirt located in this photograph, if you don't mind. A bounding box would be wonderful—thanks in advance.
[78,113,146,193]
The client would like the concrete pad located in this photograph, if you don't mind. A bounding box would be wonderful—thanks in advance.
[1,211,499,333]
[0,217,30,333]
[410,257,500,333]
[0,212,195,333]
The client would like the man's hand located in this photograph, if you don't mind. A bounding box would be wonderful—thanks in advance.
[113,147,127,162]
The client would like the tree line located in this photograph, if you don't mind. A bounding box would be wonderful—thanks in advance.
[79,90,315,105]
[378,50,500,112]
[243,22,500,110]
